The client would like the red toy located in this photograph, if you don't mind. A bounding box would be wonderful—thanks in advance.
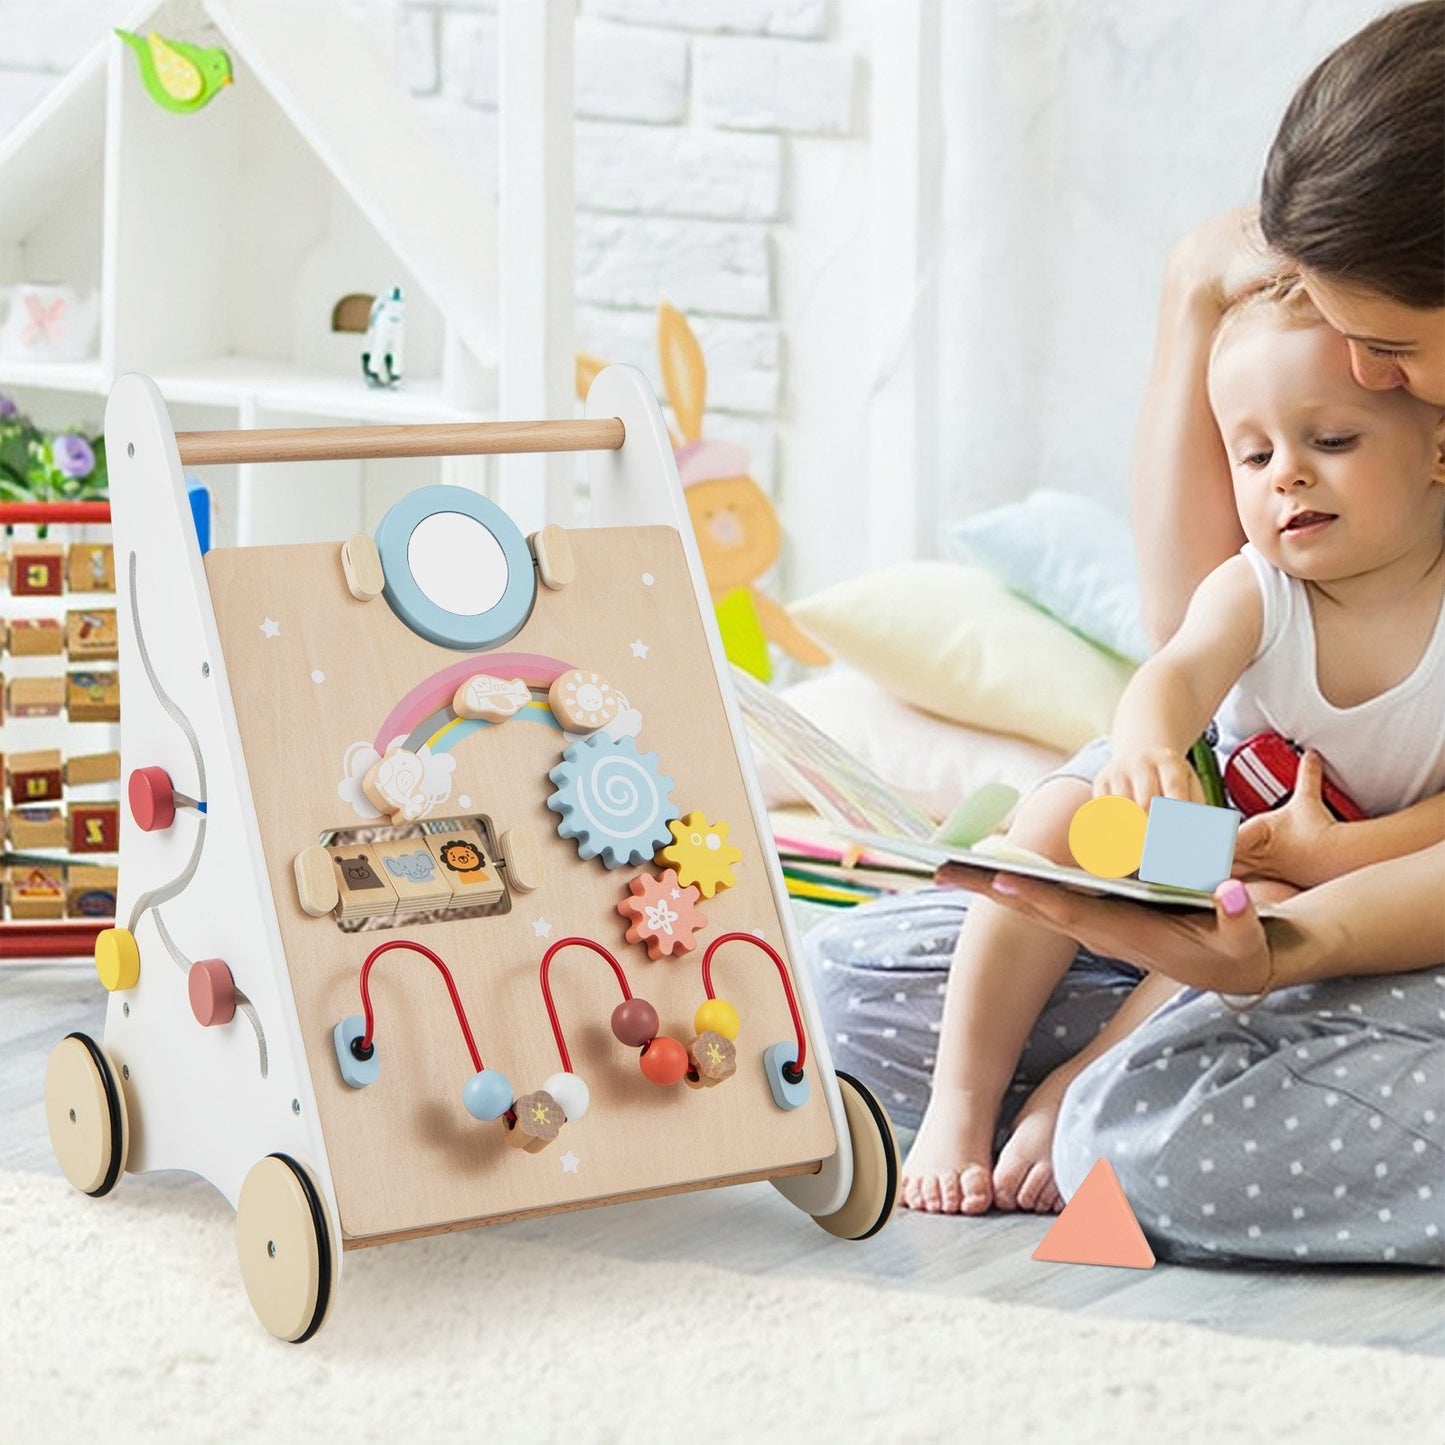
[1224,732,1367,822]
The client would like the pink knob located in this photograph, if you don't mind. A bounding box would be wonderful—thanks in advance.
[188,959,236,1027]
[129,766,177,832]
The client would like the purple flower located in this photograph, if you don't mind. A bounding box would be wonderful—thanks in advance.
[0,394,16,420]
[53,434,95,479]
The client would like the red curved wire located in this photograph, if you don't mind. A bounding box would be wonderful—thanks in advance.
[701,931,807,1073]
[539,936,634,1073]
[359,939,484,1073]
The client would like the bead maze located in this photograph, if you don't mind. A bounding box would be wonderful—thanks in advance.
[44,366,900,1343]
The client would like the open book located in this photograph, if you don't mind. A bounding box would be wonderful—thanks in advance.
[733,668,1272,916]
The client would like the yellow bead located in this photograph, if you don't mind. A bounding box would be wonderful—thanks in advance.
[695,996,740,1041]
[95,928,141,992]
[1068,795,1149,879]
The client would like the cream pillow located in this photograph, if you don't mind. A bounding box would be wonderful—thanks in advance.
[753,666,1068,820]
[789,561,1136,752]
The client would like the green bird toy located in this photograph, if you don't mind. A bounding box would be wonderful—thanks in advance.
[116,29,233,114]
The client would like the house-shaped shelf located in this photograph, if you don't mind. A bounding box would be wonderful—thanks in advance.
[0,0,502,542]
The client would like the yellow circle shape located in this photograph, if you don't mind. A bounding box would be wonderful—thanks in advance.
[95,927,141,992]
[1068,795,1148,879]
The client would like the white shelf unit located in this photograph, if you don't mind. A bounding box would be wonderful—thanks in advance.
[0,0,555,546]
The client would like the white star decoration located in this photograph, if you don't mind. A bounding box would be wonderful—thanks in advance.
[630,639,649,659]
[560,1151,580,1174]
[260,617,280,638]
[532,917,552,938]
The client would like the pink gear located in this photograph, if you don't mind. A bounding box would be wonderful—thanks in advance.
[617,868,707,960]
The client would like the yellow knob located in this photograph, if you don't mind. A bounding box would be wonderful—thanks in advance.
[95,927,141,992]
[695,996,741,1041]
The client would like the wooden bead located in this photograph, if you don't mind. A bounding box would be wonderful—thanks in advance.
[694,996,740,1042]
[507,1090,564,1152]
[341,533,384,601]
[686,1031,737,1088]
[639,1035,689,1086]
[530,524,575,589]
[541,1071,590,1122]
[611,997,659,1047]
[463,1068,515,1121]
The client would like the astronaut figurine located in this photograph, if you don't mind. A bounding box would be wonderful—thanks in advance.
[361,285,405,388]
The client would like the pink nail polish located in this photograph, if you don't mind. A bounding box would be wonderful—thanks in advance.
[1219,879,1249,917]
[992,877,1019,896]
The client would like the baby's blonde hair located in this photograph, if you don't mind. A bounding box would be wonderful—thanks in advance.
[1209,275,1324,366]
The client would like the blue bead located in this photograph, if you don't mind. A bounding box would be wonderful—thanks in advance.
[463,1068,515,1121]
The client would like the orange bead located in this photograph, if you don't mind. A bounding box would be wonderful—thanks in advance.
[638,1035,689,1086]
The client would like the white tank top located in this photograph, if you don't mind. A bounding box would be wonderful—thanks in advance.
[1215,543,1445,818]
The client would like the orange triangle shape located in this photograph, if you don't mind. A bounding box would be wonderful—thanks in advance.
[1032,1157,1155,1269]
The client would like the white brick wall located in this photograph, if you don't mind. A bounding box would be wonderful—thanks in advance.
[0,0,862,583]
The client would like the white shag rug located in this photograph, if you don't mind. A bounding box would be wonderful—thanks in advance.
[2,1169,1437,1445]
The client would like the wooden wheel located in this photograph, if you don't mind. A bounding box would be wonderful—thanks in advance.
[811,1071,900,1240]
[236,1154,336,1343]
[45,1033,129,1197]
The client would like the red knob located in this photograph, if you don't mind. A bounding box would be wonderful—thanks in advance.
[188,959,236,1027]
[129,766,176,831]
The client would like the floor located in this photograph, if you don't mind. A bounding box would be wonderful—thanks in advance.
[5,960,1442,1357]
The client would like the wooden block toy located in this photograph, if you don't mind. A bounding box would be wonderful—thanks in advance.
[8,864,66,920]
[686,1031,737,1088]
[70,801,121,854]
[371,837,454,915]
[548,668,620,733]
[1068,794,1149,879]
[423,826,505,907]
[67,864,119,919]
[66,670,121,723]
[658,811,743,898]
[9,675,66,717]
[67,542,115,593]
[7,616,64,656]
[9,542,65,596]
[1137,796,1239,893]
[65,750,122,786]
[1032,1158,1155,1269]
[451,672,530,721]
[9,749,64,806]
[327,844,399,920]
[617,868,707,958]
[8,806,67,849]
[42,369,898,1344]
[66,607,119,661]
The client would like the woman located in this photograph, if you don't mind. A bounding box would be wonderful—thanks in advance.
[805,0,1444,1263]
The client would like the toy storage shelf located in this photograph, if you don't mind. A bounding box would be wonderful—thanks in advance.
[0,0,503,546]
[2,500,118,964]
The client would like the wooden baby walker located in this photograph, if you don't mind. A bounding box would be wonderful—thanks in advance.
[44,366,900,1342]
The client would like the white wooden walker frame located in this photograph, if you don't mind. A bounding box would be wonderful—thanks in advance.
[45,365,900,1343]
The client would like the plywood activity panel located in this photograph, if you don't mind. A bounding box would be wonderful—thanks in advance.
[45,366,900,1342]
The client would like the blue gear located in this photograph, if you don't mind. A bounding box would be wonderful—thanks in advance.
[547,733,679,869]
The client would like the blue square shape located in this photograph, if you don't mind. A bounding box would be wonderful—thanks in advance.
[1137,796,1240,892]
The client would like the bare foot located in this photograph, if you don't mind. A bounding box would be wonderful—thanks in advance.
[900,1086,998,1214]
[993,1087,1065,1214]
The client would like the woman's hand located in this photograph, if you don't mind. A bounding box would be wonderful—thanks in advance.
[1165,205,1285,313]
[934,866,1278,997]
[1094,745,1204,807]
[1232,749,1341,889]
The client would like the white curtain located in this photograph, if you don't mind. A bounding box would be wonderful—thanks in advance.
[935,0,1396,526]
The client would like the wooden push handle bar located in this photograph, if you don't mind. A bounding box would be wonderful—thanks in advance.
[174,417,626,467]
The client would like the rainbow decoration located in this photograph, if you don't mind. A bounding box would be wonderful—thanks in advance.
[372,652,574,757]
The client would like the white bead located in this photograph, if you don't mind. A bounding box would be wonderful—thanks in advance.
[542,1071,590,1122]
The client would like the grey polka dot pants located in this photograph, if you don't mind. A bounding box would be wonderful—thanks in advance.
[803,888,1445,1267]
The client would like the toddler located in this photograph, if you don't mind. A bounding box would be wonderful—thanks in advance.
[902,283,1445,1214]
